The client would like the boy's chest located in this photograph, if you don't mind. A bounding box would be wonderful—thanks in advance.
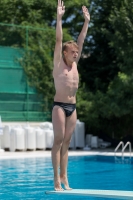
[58,67,79,82]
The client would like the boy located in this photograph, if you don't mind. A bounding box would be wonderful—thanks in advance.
[52,0,90,191]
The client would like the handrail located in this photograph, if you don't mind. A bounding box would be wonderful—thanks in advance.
[114,141,124,157]
[122,141,132,159]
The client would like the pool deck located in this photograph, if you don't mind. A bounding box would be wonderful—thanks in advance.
[0,148,132,159]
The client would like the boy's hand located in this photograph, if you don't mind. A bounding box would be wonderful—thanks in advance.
[57,0,65,18]
[82,6,90,22]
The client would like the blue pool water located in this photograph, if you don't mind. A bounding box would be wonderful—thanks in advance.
[0,155,133,200]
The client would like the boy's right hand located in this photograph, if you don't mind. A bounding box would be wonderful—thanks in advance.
[57,0,65,18]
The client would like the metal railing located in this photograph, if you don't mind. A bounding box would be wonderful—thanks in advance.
[114,141,124,157]
[114,141,132,163]
[122,141,132,159]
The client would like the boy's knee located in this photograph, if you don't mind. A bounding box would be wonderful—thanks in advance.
[54,138,64,146]
[63,138,71,146]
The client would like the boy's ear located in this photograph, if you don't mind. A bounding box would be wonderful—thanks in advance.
[63,51,67,56]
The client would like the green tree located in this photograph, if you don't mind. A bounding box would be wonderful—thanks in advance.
[77,0,133,138]
[0,0,89,105]
[2,0,133,139]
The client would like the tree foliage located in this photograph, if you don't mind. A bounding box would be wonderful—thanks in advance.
[0,0,89,102]
[77,0,133,138]
[0,0,133,138]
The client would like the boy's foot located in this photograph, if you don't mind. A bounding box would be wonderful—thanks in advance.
[60,176,72,190]
[54,177,64,191]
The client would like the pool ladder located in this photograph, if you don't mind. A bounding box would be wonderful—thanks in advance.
[114,141,132,163]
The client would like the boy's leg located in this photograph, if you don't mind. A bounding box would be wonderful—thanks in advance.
[60,109,77,189]
[52,106,66,190]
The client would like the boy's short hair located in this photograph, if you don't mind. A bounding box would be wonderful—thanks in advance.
[62,40,79,53]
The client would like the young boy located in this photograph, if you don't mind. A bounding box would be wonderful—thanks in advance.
[52,0,90,191]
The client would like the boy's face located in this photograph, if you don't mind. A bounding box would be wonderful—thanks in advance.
[64,45,79,62]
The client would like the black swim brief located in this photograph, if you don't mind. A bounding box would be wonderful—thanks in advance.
[53,102,76,117]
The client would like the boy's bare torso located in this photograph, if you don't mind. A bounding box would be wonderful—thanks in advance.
[53,59,79,104]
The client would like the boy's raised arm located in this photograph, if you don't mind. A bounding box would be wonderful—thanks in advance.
[54,0,65,66]
[76,6,90,63]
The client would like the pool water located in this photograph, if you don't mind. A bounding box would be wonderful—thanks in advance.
[0,155,133,200]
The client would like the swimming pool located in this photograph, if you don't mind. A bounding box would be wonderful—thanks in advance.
[0,155,133,200]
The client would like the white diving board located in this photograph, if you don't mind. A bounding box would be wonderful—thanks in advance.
[45,189,133,199]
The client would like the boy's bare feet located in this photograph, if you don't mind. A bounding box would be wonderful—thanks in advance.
[54,177,64,191]
[60,175,72,190]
